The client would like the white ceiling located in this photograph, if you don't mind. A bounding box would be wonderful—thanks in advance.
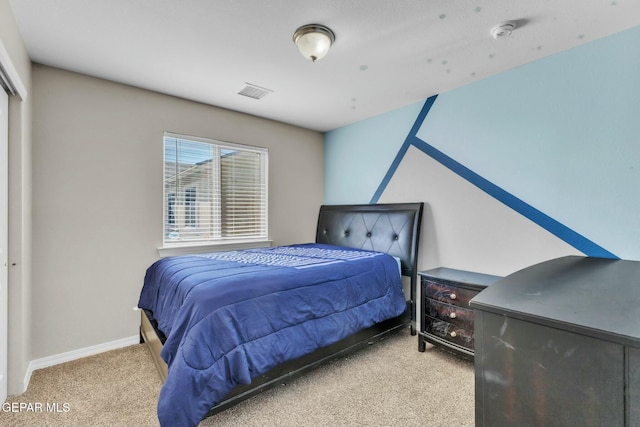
[9,0,640,132]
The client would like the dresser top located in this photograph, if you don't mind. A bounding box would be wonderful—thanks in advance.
[420,267,502,287]
[470,256,640,347]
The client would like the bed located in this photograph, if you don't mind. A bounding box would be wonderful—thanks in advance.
[138,202,424,427]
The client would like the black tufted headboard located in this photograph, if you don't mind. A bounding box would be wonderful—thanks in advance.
[315,203,424,332]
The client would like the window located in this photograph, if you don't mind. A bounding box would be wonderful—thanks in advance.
[163,132,268,245]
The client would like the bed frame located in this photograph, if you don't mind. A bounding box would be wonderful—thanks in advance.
[140,202,423,416]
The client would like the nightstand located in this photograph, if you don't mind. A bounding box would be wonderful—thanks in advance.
[418,268,500,359]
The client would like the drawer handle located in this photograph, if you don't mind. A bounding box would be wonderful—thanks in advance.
[449,312,457,319]
[449,293,457,300]
[450,331,457,338]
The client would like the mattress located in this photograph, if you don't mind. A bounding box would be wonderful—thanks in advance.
[137,243,406,427]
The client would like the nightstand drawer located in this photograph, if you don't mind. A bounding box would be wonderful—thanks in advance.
[424,298,474,328]
[423,316,474,349]
[423,280,478,308]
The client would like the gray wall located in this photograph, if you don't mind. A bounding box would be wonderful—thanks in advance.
[31,65,324,359]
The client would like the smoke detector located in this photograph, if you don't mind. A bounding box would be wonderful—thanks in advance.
[490,22,516,39]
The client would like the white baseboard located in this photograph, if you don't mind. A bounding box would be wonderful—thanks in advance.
[22,335,140,393]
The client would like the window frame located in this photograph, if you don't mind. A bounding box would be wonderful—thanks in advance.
[160,132,270,256]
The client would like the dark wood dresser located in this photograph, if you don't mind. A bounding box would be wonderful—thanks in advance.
[418,268,501,359]
[471,256,640,427]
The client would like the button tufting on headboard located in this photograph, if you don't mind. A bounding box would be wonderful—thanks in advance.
[315,203,423,278]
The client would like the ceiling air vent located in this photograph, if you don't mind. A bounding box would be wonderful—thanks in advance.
[237,83,273,100]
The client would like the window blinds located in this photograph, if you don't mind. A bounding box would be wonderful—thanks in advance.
[163,133,268,245]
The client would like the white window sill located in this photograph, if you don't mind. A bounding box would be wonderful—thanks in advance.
[158,239,273,258]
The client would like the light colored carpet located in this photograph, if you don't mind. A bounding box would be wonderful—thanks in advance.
[0,328,474,426]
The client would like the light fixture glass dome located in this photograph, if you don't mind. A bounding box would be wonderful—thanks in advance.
[293,24,335,62]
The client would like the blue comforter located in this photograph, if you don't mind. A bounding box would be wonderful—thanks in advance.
[138,243,406,427]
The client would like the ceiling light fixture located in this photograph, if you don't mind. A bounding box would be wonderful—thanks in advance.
[292,24,335,62]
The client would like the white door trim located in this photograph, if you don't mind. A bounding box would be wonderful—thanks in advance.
[0,40,27,100]
[0,87,7,404]
[0,38,27,403]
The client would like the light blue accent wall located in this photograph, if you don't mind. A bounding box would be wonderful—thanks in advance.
[324,24,640,261]
[324,101,424,204]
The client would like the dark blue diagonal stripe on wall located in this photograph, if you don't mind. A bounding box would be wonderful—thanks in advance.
[370,96,618,259]
[369,96,438,204]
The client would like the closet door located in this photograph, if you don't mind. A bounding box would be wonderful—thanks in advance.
[0,87,8,403]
